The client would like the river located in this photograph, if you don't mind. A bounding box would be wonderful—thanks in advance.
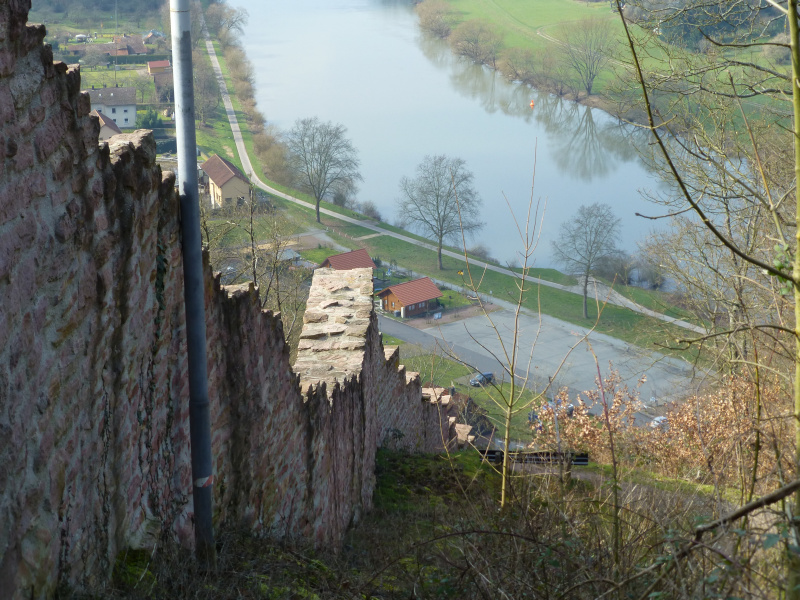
[242,0,664,267]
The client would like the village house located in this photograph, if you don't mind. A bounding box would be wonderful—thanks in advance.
[319,248,376,270]
[85,86,137,128]
[90,110,122,141]
[112,34,147,55]
[201,154,250,208]
[377,277,442,318]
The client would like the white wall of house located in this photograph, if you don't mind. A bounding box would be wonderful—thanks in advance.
[93,103,137,127]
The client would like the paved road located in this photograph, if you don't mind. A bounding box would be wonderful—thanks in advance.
[203,26,702,425]
[201,31,703,335]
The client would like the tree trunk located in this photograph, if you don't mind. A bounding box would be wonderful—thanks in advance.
[437,241,443,270]
[315,199,321,223]
[582,273,589,319]
[789,2,800,596]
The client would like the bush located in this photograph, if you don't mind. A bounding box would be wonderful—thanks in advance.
[358,200,382,222]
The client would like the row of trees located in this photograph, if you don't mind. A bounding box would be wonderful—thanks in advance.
[416,0,617,97]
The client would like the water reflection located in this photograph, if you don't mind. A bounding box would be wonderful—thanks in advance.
[417,31,650,182]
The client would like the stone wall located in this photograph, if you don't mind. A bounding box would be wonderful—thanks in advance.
[0,3,460,597]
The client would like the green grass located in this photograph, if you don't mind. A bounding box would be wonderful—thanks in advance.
[446,0,613,51]
[403,352,542,440]
[186,2,697,356]
[298,247,337,265]
[327,222,376,238]
[361,235,699,360]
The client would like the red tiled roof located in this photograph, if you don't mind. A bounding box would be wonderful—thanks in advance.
[201,154,248,187]
[148,60,171,69]
[378,277,442,306]
[320,248,376,270]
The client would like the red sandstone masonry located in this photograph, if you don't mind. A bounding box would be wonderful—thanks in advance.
[0,3,462,598]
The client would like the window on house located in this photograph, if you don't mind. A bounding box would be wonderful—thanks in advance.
[111,108,116,114]
[124,109,128,113]
[391,302,395,308]
[124,118,128,123]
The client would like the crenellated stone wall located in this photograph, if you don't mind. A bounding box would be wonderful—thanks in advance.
[0,2,461,598]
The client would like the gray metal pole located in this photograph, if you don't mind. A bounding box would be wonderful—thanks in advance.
[170,0,216,569]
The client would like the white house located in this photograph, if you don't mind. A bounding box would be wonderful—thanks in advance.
[85,86,137,128]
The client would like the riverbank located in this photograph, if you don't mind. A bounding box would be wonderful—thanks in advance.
[197,3,705,361]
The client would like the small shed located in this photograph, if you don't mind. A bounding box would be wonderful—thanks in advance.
[319,248,376,270]
[147,60,171,75]
[377,277,442,318]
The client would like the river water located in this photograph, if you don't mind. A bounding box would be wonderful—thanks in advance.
[242,0,664,266]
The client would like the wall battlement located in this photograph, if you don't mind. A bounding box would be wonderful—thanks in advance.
[0,2,460,597]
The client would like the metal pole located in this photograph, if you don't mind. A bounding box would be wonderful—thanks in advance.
[170,0,216,569]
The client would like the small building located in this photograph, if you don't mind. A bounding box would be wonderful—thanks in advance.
[147,59,171,75]
[201,154,250,208]
[112,34,147,55]
[85,86,137,128]
[90,110,122,141]
[319,248,376,270]
[377,277,442,318]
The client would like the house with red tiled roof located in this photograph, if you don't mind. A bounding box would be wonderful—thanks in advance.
[147,59,171,75]
[201,154,250,208]
[377,277,442,318]
[319,248,376,270]
[90,110,122,141]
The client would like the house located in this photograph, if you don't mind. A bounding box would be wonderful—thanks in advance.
[147,60,171,75]
[112,34,147,55]
[319,248,376,270]
[85,86,137,128]
[377,277,442,318]
[90,110,122,141]
[201,154,250,208]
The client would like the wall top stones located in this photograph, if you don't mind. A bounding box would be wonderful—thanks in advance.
[294,267,375,390]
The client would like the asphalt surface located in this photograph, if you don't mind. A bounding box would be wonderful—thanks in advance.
[205,28,702,426]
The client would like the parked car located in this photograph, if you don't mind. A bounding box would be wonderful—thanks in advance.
[469,372,494,387]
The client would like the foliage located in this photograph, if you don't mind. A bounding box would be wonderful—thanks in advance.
[136,108,161,130]
[415,0,456,38]
[449,19,504,68]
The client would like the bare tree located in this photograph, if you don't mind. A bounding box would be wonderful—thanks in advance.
[558,17,615,96]
[398,154,483,270]
[193,49,219,125]
[415,0,455,38]
[449,19,504,68]
[133,72,152,103]
[205,2,248,48]
[551,202,620,319]
[285,117,362,223]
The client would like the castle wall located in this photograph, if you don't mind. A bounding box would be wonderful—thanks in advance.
[0,3,460,597]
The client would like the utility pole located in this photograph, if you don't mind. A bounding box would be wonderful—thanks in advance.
[170,0,216,569]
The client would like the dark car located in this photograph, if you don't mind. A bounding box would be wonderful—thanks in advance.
[469,372,494,387]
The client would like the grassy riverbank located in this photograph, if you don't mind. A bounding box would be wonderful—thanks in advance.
[155,1,704,362]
